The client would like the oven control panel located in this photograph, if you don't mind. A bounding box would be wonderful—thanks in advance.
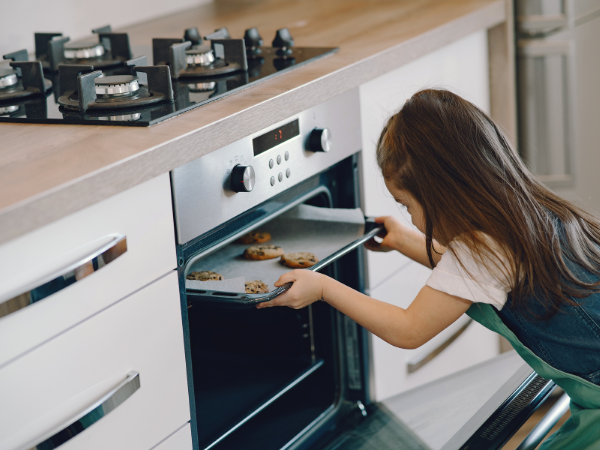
[171,88,361,245]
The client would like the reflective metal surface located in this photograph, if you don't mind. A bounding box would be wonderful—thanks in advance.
[95,76,140,97]
[0,72,18,89]
[97,113,142,121]
[64,44,105,59]
[0,235,127,319]
[516,393,570,450]
[0,105,19,115]
[0,46,338,126]
[186,50,215,66]
[171,89,360,244]
[20,371,140,450]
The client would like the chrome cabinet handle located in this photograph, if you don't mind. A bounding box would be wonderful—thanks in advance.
[406,318,472,373]
[0,234,127,320]
[516,392,570,450]
[18,371,140,450]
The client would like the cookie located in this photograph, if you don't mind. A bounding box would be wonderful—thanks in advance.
[245,280,269,294]
[243,244,284,260]
[281,252,319,268]
[186,270,223,281]
[238,231,271,245]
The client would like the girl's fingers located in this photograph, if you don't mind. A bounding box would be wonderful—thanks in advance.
[375,216,388,224]
[273,271,297,287]
[363,237,380,251]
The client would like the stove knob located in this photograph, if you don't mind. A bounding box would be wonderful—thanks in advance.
[244,28,263,49]
[272,28,294,48]
[308,128,331,152]
[230,165,255,192]
[184,27,203,46]
[272,29,294,55]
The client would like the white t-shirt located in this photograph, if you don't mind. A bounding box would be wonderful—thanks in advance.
[426,236,512,310]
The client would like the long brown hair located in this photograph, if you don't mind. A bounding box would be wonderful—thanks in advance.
[376,89,600,317]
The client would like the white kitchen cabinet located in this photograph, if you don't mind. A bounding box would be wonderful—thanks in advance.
[0,271,190,450]
[359,30,499,400]
[369,263,500,401]
[0,173,176,369]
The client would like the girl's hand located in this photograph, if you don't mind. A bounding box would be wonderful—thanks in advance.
[364,216,412,253]
[256,270,326,309]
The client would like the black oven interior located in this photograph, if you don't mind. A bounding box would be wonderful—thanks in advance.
[177,155,370,450]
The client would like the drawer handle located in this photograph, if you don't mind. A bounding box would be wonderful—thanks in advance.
[19,370,140,450]
[0,234,127,320]
[406,318,472,373]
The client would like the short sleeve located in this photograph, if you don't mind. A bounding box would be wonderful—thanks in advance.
[426,236,512,310]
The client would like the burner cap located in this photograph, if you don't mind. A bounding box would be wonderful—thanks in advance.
[95,75,140,97]
[97,112,142,122]
[0,105,19,115]
[0,68,18,89]
[64,39,105,59]
[186,47,215,67]
[187,81,216,92]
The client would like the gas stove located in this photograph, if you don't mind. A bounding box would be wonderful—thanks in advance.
[0,25,337,127]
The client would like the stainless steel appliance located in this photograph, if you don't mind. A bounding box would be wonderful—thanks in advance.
[516,0,600,210]
[169,88,557,450]
[0,26,336,126]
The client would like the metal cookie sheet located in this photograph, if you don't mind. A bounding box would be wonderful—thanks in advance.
[185,204,365,293]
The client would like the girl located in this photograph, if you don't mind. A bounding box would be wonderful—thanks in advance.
[257,89,600,449]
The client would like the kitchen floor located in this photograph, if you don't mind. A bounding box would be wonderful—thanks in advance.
[503,393,571,450]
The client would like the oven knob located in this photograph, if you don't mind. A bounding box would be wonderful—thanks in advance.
[308,128,331,152]
[230,165,255,192]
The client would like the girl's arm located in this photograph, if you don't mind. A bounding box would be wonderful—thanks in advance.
[364,216,445,268]
[257,270,472,349]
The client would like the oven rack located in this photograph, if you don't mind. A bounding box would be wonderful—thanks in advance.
[187,219,382,309]
[198,357,325,449]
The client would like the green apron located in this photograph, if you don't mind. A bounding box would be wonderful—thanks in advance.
[467,303,600,449]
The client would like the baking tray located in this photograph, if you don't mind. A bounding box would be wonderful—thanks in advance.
[186,204,382,309]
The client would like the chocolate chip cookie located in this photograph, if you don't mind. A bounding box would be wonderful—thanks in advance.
[238,231,271,245]
[186,270,223,281]
[243,244,284,260]
[281,252,319,268]
[245,280,269,294]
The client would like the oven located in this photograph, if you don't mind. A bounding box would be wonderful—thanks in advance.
[169,87,557,450]
[170,89,379,450]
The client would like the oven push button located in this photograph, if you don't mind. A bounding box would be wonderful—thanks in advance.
[230,165,256,192]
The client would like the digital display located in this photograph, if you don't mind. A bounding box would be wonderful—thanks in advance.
[253,119,300,157]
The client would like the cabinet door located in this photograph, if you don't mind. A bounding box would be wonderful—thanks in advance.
[0,271,190,450]
[369,263,499,401]
[359,29,490,291]
[359,30,499,400]
[0,174,176,368]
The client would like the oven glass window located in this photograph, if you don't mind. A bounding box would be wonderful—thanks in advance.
[253,119,299,156]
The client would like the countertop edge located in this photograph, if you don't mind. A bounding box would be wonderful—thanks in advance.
[0,1,506,246]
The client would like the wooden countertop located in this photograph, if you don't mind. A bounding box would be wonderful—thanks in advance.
[0,0,506,245]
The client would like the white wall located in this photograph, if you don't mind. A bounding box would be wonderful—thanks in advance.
[0,0,210,57]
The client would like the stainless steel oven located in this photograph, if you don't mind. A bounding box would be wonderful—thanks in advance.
[169,88,557,450]
[170,89,380,450]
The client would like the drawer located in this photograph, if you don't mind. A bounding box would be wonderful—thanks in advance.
[0,173,176,368]
[369,261,499,401]
[0,271,190,450]
[153,424,193,450]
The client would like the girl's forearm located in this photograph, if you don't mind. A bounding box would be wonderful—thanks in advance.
[397,228,445,268]
[321,276,421,349]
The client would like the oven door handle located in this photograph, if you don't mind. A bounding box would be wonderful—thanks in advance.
[186,219,384,309]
